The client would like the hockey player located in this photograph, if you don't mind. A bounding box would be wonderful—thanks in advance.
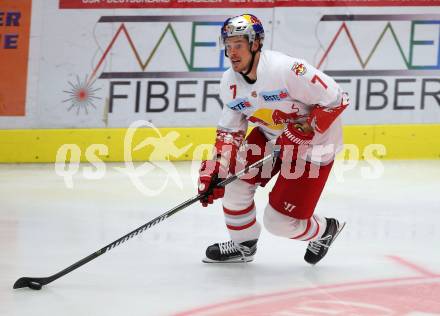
[198,14,348,264]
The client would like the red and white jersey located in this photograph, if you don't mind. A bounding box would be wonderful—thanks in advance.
[218,50,348,164]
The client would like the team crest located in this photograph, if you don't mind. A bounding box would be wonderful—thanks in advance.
[292,62,307,76]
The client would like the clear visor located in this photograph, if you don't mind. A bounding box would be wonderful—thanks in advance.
[219,35,250,50]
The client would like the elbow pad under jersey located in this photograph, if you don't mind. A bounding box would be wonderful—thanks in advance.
[306,92,350,134]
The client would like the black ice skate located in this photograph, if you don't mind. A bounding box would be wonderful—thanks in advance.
[202,239,258,263]
[304,218,345,265]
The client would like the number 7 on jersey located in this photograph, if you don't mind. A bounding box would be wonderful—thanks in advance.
[311,75,328,90]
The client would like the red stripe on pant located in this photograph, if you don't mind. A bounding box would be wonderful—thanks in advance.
[304,216,320,241]
[291,218,311,240]
[223,202,255,216]
[227,219,257,231]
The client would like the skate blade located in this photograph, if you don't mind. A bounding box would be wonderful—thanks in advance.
[329,221,346,247]
[202,256,254,264]
[305,222,346,266]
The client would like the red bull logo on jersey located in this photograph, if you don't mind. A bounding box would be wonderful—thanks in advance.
[260,89,289,102]
[227,98,253,111]
[292,62,307,76]
[248,108,285,131]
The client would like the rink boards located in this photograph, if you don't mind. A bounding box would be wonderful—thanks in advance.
[1,124,439,162]
[0,0,439,161]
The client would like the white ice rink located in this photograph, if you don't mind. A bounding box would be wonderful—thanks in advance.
[1,160,440,316]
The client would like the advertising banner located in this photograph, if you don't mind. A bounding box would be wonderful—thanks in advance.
[0,0,438,128]
[58,0,440,9]
[29,7,274,128]
[274,8,440,124]
[0,0,32,116]
[58,0,274,9]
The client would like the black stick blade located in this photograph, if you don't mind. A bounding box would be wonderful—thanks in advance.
[13,277,46,290]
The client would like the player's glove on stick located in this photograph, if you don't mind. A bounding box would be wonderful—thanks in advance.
[198,129,245,207]
[198,160,226,207]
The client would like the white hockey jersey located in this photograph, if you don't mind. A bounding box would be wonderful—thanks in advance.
[218,50,347,165]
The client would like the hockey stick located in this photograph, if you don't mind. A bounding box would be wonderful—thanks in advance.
[13,150,278,290]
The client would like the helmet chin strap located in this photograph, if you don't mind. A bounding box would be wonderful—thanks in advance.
[240,43,258,84]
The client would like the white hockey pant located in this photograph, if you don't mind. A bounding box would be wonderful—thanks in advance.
[222,179,327,243]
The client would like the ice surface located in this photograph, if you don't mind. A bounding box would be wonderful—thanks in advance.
[1,160,440,316]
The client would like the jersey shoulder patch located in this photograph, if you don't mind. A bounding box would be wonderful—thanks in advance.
[291,61,307,77]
